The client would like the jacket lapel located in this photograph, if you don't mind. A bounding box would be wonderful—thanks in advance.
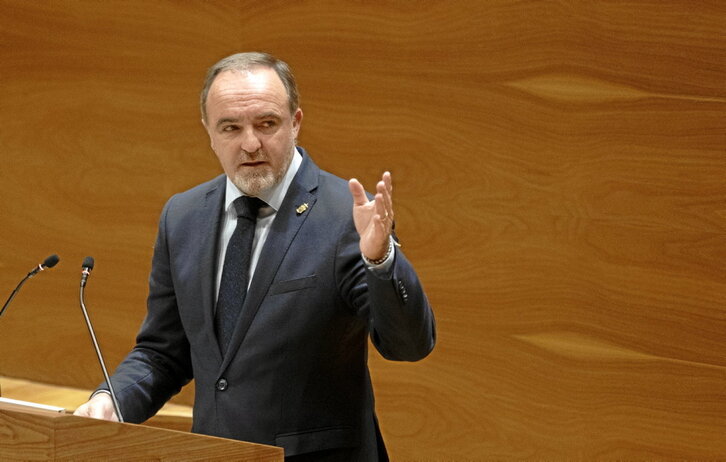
[219,152,320,373]
[197,175,226,365]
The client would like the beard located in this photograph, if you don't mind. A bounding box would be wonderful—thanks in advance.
[231,146,294,196]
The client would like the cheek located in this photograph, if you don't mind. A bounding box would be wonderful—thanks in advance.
[211,143,236,171]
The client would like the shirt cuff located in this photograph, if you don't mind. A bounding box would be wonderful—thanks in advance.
[363,236,396,274]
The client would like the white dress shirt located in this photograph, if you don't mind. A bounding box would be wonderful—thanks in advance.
[214,148,394,302]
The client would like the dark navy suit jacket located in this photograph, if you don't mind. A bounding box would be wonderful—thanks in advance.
[104,149,436,460]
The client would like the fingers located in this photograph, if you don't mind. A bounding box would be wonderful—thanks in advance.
[374,171,393,224]
[374,192,387,221]
[350,171,394,228]
[350,171,395,260]
[382,170,392,192]
[73,393,118,422]
[73,403,89,417]
[348,178,368,206]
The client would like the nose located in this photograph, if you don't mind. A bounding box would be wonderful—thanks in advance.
[240,129,262,154]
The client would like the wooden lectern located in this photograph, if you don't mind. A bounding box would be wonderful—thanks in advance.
[0,400,283,461]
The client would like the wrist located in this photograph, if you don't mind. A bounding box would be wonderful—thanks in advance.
[362,237,395,266]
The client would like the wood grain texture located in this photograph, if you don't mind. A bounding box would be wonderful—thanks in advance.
[0,375,192,432]
[0,0,724,459]
[0,402,280,461]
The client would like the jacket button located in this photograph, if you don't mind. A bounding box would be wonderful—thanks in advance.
[216,378,228,391]
[398,280,408,303]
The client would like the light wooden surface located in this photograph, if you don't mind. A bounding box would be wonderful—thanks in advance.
[0,375,193,432]
[0,1,724,459]
[0,401,280,461]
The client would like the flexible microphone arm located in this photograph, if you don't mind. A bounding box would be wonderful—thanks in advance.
[79,256,124,423]
[1,254,60,319]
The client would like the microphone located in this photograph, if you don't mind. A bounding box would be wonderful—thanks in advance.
[1,254,60,319]
[80,256,93,288]
[78,256,124,423]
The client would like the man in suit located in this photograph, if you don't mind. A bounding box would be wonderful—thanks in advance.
[74,52,435,461]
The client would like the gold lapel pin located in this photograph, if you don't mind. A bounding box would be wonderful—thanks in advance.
[296,203,309,215]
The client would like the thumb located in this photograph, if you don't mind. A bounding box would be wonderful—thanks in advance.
[348,179,369,206]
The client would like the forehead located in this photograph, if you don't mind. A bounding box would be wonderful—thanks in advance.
[207,68,288,116]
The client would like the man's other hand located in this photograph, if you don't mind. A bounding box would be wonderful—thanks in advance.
[73,392,119,422]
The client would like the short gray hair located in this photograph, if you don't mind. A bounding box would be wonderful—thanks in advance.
[200,52,300,122]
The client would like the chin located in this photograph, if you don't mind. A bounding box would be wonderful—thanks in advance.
[233,171,277,196]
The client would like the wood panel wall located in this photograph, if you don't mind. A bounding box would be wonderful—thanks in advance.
[1,1,724,459]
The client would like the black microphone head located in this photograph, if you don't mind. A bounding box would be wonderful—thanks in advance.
[82,256,95,270]
[43,254,60,269]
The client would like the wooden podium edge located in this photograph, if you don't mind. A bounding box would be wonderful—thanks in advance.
[0,402,283,461]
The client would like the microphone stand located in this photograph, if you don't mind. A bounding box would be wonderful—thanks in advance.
[79,271,124,423]
[1,265,46,318]
[1,255,60,398]
[1,255,59,319]
[0,275,32,319]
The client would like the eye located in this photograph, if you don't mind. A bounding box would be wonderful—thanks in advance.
[222,125,238,132]
[259,120,277,129]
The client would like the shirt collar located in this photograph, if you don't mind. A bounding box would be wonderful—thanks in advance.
[224,147,303,214]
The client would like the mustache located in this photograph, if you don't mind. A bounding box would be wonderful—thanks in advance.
[240,149,266,161]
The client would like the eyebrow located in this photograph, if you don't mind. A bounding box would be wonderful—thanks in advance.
[215,112,282,129]
[215,117,239,128]
[256,112,282,121]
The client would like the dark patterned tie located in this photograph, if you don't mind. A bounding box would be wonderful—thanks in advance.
[215,195,265,354]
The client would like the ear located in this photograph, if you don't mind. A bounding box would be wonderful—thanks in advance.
[202,118,216,151]
[292,108,303,137]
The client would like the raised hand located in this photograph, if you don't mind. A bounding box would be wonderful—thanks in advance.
[348,171,394,262]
